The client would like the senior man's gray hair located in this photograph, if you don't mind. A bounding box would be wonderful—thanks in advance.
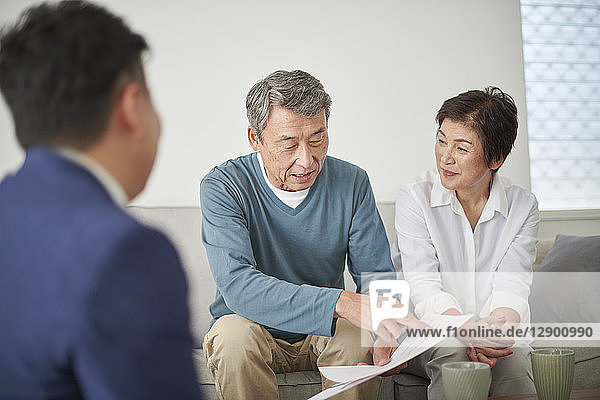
[246,70,332,142]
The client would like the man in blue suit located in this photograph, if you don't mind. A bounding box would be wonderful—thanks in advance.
[0,2,202,399]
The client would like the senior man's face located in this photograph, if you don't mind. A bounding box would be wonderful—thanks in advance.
[248,105,328,192]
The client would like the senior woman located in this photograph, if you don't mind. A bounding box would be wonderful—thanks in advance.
[394,87,538,398]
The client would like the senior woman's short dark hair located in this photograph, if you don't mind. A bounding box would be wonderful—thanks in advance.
[436,87,518,172]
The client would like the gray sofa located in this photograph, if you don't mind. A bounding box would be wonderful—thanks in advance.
[128,205,599,399]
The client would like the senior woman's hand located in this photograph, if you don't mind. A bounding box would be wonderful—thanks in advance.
[468,344,513,368]
[443,309,515,348]
[490,307,521,325]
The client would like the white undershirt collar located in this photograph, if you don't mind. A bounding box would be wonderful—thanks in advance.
[257,153,309,209]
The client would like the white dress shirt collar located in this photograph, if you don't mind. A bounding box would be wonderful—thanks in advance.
[430,170,508,219]
[56,147,128,207]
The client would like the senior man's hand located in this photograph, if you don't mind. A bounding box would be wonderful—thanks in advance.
[334,290,429,341]
[372,337,408,375]
[358,337,408,375]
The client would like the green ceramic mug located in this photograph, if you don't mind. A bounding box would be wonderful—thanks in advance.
[441,361,491,400]
[531,348,575,400]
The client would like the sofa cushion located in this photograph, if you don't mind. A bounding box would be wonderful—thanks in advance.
[572,350,600,390]
[530,235,600,325]
[535,234,600,273]
[392,372,428,400]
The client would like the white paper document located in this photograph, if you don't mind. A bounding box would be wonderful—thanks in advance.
[308,313,473,400]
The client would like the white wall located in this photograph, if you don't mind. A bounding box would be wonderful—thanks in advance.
[0,0,531,207]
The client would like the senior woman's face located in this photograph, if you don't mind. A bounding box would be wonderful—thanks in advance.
[435,119,493,194]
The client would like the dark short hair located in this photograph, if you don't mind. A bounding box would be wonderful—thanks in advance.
[436,87,518,173]
[0,0,148,150]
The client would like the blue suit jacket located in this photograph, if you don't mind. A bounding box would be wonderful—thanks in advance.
[0,148,202,399]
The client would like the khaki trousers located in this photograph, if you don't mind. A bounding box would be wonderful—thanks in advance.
[203,314,381,400]
[403,338,535,399]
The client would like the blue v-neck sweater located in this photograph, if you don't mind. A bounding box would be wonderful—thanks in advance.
[200,153,394,342]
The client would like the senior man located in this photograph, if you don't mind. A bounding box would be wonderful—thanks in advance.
[200,70,418,399]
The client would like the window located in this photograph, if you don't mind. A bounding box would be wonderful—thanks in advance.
[520,0,600,210]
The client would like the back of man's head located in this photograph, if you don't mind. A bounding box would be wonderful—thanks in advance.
[0,0,148,150]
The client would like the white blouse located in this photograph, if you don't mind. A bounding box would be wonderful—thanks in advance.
[394,169,539,323]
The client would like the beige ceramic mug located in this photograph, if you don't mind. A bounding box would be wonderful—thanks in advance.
[441,361,491,400]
